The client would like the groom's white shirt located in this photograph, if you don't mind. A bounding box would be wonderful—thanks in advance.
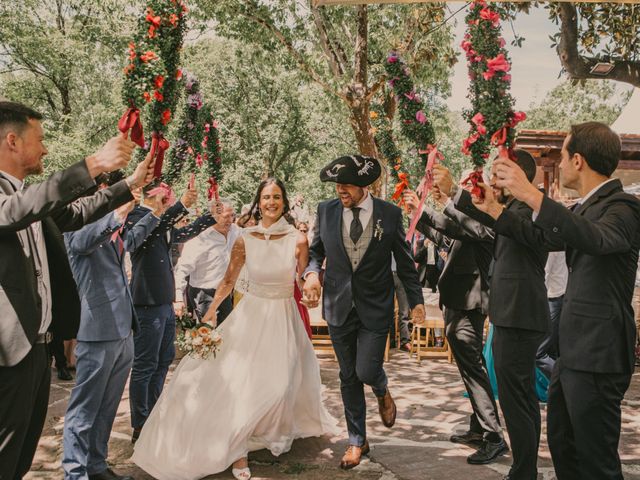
[342,191,373,231]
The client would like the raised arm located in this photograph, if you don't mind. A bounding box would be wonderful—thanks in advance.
[202,236,246,325]
[172,213,216,244]
[64,212,121,255]
[535,194,640,255]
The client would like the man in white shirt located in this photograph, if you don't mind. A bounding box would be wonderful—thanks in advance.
[174,199,240,323]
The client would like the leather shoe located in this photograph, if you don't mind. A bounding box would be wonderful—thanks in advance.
[88,468,133,480]
[376,389,396,428]
[57,367,73,381]
[449,430,483,447]
[339,441,370,469]
[467,439,509,465]
[399,343,411,352]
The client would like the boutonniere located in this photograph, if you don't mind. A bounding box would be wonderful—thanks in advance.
[373,219,384,241]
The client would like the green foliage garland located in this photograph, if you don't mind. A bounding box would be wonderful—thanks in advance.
[461,0,526,168]
[370,104,402,184]
[163,72,205,185]
[122,0,188,143]
[201,105,224,200]
[384,53,436,168]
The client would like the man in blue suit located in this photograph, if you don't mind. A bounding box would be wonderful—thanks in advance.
[61,166,157,480]
[303,155,425,469]
[125,183,219,442]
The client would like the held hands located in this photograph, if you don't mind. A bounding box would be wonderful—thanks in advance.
[147,191,169,217]
[181,182,198,209]
[411,304,426,326]
[86,135,136,178]
[302,273,321,309]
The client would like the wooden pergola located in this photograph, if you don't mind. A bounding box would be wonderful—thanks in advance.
[516,129,640,192]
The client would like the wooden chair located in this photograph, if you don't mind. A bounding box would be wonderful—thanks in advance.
[410,317,453,364]
[310,317,336,359]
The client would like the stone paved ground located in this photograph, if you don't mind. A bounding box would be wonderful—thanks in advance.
[29,350,640,480]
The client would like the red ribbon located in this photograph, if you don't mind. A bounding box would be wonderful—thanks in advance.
[149,132,170,178]
[490,126,508,147]
[391,172,410,203]
[110,225,125,254]
[461,169,485,199]
[405,145,442,242]
[207,177,219,201]
[118,107,145,147]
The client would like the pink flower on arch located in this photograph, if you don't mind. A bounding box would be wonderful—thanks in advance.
[416,111,427,124]
[480,7,500,27]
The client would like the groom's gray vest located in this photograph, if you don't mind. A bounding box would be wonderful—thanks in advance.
[342,215,374,270]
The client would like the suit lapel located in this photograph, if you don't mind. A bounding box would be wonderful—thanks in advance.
[332,201,350,267]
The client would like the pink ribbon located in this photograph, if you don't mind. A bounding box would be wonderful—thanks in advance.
[405,145,442,242]
[147,182,176,206]
[207,177,219,201]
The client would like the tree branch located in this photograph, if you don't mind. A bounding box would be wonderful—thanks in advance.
[557,3,640,88]
[353,5,368,88]
[311,5,344,78]
[241,7,346,101]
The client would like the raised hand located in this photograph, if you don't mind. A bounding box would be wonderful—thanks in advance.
[180,182,198,209]
[471,182,504,219]
[493,158,543,211]
[431,185,447,206]
[125,151,156,190]
[401,189,420,214]
[114,199,136,223]
[86,135,136,177]
[432,164,455,197]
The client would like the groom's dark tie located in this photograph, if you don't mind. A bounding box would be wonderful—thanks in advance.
[350,207,363,244]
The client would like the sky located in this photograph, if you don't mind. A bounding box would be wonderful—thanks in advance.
[448,5,583,112]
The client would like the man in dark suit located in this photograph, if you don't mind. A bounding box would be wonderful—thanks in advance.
[474,122,639,480]
[303,155,425,469]
[434,150,550,480]
[126,184,219,442]
[402,187,508,465]
[0,100,151,479]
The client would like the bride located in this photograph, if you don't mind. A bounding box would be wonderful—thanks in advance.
[132,178,339,480]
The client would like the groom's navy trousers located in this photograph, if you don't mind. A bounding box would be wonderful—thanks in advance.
[329,308,389,446]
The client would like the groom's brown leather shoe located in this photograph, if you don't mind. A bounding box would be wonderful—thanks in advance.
[339,441,370,469]
[376,389,396,428]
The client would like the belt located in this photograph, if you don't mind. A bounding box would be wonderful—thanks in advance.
[35,332,52,344]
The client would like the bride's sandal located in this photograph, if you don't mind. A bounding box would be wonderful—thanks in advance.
[232,467,251,480]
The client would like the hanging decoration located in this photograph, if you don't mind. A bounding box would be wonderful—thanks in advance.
[162,72,205,186]
[461,0,527,195]
[369,103,402,186]
[201,105,224,201]
[121,0,188,178]
[383,52,437,204]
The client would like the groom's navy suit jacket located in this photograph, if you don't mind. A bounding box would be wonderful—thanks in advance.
[307,197,423,330]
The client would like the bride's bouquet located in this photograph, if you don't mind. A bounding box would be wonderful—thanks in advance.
[176,314,222,360]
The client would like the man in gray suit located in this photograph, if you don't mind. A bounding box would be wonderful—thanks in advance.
[62,174,157,480]
[0,101,150,479]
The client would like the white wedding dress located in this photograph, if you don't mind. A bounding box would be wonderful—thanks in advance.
[132,221,338,480]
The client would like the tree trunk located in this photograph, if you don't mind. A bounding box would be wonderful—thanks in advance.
[557,3,640,88]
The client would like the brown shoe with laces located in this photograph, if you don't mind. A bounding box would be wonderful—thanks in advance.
[339,440,370,469]
[376,389,396,428]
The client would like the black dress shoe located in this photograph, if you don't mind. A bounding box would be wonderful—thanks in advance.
[467,439,509,465]
[449,430,484,447]
[57,366,73,381]
[88,468,133,480]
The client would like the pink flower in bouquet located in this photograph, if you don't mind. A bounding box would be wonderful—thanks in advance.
[416,110,427,124]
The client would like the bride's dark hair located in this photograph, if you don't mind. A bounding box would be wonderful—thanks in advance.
[249,177,295,225]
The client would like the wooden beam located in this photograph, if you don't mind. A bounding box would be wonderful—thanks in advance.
[313,0,637,5]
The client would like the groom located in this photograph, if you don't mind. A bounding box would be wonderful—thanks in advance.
[304,155,425,469]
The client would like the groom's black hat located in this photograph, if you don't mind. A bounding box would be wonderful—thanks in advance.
[320,155,381,187]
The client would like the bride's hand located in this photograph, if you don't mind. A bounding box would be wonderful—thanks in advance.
[202,308,217,327]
